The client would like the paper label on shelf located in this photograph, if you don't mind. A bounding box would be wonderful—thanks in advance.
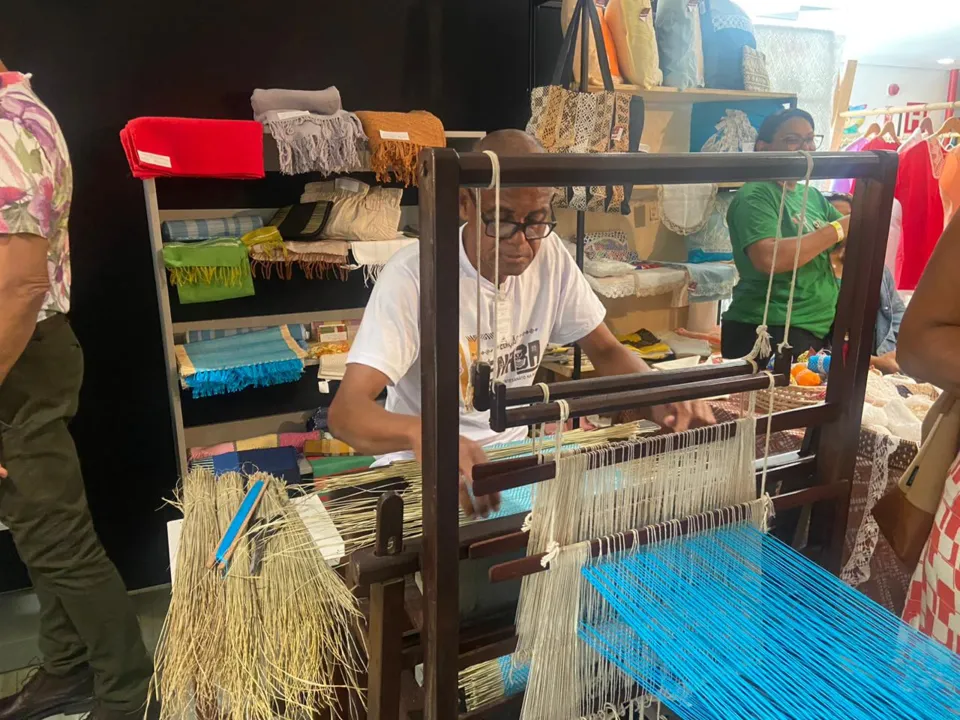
[611,125,625,142]
[335,177,363,193]
[318,379,331,394]
[276,109,311,121]
[137,150,172,168]
[380,130,410,141]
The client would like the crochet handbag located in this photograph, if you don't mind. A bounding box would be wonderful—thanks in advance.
[527,0,645,215]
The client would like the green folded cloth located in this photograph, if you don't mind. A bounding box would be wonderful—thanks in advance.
[162,238,255,304]
[309,455,375,479]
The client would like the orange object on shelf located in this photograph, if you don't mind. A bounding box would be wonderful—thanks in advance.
[791,363,806,379]
[795,369,822,387]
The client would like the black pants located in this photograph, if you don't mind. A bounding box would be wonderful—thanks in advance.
[721,320,830,363]
[0,315,152,710]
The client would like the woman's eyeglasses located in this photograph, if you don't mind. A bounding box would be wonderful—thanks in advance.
[481,216,557,240]
[782,134,824,151]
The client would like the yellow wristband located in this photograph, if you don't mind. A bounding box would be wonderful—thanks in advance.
[830,220,845,245]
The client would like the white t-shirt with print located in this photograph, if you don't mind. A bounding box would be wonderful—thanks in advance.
[346,227,606,465]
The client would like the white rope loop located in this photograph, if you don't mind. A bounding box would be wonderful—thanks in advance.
[778,150,815,355]
[481,150,503,380]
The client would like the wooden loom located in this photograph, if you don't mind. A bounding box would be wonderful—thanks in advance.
[346,148,899,719]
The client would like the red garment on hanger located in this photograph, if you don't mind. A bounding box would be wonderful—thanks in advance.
[895,140,945,291]
[848,137,898,195]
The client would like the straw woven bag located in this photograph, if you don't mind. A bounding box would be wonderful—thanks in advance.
[756,384,826,414]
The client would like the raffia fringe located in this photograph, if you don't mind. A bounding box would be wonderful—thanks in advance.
[167,265,245,288]
[251,253,349,281]
[368,141,424,187]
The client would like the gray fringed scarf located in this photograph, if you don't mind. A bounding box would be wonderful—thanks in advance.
[260,109,367,176]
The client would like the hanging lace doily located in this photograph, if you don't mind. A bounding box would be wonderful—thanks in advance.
[657,183,717,235]
[700,110,757,153]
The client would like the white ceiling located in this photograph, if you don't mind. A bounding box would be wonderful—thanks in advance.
[737,0,960,70]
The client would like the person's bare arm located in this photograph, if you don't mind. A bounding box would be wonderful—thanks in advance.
[0,233,49,386]
[746,215,848,274]
[578,323,716,432]
[898,215,960,391]
[328,364,500,516]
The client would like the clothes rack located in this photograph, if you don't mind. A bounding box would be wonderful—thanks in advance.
[839,101,960,119]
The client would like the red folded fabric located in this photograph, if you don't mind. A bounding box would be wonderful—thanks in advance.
[120,117,265,179]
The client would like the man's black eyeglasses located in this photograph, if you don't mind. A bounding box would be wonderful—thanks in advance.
[481,215,557,240]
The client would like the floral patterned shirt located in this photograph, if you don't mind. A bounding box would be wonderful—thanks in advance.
[0,72,71,320]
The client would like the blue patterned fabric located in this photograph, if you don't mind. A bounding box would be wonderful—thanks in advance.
[498,655,529,697]
[175,326,306,398]
[161,215,264,242]
[184,324,307,347]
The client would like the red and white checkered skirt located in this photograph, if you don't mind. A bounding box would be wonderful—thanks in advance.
[903,451,960,651]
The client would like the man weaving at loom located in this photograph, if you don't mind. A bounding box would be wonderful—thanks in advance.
[330,130,714,518]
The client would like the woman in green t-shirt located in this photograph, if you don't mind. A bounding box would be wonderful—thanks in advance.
[721,109,849,362]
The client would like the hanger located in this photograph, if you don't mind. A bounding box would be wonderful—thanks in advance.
[863,121,882,138]
[919,116,935,136]
[934,116,960,138]
[879,121,900,144]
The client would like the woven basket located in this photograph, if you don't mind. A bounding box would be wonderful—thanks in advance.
[755,384,826,414]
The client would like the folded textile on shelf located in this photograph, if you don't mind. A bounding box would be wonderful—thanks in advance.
[185,324,307,345]
[261,109,366,176]
[310,455,376,481]
[249,240,350,280]
[175,326,307,398]
[213,446,301,484]
[617,328,675,361]
[318,353,347,381]
[269,202,333,240]
[580,230,641,264]
[251,86,342,117]
[162,238,254,304]
[189,429,320,460]
[355,110,445,186]
[301,179,403,241]
[660,330,714,358]
[161,215,263,242]
[304,435,356,457]
[349,237,418,285]
[120,117,264,179]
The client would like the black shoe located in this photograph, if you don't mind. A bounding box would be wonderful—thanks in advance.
[0,665,95,720]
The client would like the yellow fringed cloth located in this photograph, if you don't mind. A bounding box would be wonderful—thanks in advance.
[355,110,446,186]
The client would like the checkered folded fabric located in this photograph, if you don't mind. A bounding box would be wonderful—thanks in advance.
[161,215,264,242]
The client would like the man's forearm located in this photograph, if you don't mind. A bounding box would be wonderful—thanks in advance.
[588,343,652,376]
[0,291,44,386]
[328,397,421,456]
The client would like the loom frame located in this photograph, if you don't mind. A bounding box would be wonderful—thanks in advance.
[350,148,899,720]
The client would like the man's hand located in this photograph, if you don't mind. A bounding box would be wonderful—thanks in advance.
[871,351,900,375]
[458,436,500,519]
[410,430,500,519]
[651,400,716,432]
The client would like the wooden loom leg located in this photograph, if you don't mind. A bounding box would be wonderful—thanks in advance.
[368,492,407,720]
[418,149,463,720]
[808,151,899,573]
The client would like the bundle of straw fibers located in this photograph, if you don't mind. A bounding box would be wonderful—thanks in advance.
[253,474,365,720]
[217,471,273,720]
[150,467,225,720]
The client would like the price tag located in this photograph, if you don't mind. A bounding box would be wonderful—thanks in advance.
[137,150,171,168]
[276,110,310,121]
[335,177,363,193]
[318,380,331,394]
[380,130,410,141]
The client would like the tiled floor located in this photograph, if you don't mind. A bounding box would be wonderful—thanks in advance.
[0,584,171,718]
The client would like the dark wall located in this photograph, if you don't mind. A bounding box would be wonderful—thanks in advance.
[0,0,535,590]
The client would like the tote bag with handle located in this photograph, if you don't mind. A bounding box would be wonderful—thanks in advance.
[873,392,960,568]
[527,0,645,215]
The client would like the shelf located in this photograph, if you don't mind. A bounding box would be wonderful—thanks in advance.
[183,411,317,449]
[172,308,364,335]
[590,84,797,106]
